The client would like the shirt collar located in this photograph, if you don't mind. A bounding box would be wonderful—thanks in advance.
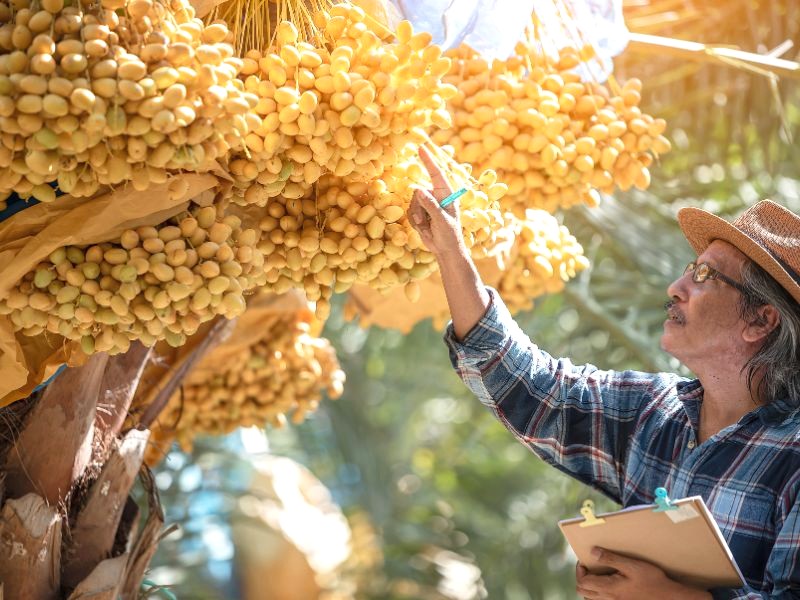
[676,379,704,430]
[676,378,703,400]
[758,396,800,426]
[676,378,798,428]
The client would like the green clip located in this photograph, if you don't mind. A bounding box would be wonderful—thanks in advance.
[439,187,467,209]
[653,487,679,512]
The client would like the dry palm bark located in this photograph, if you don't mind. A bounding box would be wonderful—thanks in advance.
[119,467,167,599]
[61,430,150,589]
[3,352,109,505]
[0,494,61,599]
[94,344,153,457]
[66,554,128,600]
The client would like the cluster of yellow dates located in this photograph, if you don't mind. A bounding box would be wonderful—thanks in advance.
[257,144,506,320]
[148,303,345,454]
[0,201,264,354]
[1,3,508,345]
[497,209,589,314]
[343,207,589,331]
[431,44,670,216]
[214,3,507,319]
[0,0,255,204]
[225,4,455,206]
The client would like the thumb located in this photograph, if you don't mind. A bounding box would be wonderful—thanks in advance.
[591,548,636,574]
[411,187,445,220]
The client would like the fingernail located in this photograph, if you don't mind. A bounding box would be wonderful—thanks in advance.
[590,548,602,559]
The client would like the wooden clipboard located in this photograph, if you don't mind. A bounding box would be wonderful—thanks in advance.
[558,496,745,590]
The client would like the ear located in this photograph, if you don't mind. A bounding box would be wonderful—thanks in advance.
[742,304,781,343]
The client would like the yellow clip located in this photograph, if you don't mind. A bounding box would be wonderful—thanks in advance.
[579,500,606,528]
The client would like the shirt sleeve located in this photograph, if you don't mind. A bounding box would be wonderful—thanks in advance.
[711,589,775,599]
[443,287,665,504]
[710,488,800,599]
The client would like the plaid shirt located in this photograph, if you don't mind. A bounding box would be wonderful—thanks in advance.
[444,289,800,599]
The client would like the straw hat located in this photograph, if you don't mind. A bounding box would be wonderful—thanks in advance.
[677,200,800,305]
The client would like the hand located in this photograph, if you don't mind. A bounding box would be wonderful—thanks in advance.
[575,548,712,600]
[408,146,465,257]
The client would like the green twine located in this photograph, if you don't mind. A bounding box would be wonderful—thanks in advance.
[140,578,178,600]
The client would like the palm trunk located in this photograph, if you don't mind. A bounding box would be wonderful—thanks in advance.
[0,317,233,598]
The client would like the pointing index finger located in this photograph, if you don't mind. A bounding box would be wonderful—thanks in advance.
[419,146,453,199]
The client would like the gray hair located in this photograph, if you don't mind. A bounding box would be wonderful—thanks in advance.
[738,261,800,407]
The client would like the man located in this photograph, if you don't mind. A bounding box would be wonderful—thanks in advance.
[409,148,800,600]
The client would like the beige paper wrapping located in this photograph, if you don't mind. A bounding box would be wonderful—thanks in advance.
[0,174,219,406]
[184,290,314,384]
[188,0,227,18]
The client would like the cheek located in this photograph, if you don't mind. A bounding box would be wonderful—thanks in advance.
[690,298,744,344]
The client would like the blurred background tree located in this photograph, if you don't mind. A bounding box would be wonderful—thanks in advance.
[145,1,800,598]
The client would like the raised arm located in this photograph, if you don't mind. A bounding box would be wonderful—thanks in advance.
[409,148,661,503]
[408,147,490,340]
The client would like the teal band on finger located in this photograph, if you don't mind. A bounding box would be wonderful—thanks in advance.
[439,187,467,209]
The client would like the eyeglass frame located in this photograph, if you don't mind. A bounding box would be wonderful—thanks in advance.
[683,261,754,296]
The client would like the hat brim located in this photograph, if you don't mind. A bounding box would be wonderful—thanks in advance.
[677,207,800,305]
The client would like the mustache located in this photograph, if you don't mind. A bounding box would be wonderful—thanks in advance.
[664,300,685,324]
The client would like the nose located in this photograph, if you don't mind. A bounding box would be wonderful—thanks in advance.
[666,270,690,301]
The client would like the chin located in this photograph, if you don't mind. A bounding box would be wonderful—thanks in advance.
[659,330,678,359]
[660,337,691,369]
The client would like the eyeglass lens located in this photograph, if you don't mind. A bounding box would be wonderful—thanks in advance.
[684,262,718,283]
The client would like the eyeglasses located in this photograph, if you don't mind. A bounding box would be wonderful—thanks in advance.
[683,262,751,296]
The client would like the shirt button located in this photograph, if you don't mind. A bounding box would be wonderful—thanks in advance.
[687,440,696,449]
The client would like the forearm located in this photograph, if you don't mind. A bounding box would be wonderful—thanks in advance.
[434,242,490,341]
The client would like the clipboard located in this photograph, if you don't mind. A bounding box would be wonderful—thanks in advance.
[558,491,746,590]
